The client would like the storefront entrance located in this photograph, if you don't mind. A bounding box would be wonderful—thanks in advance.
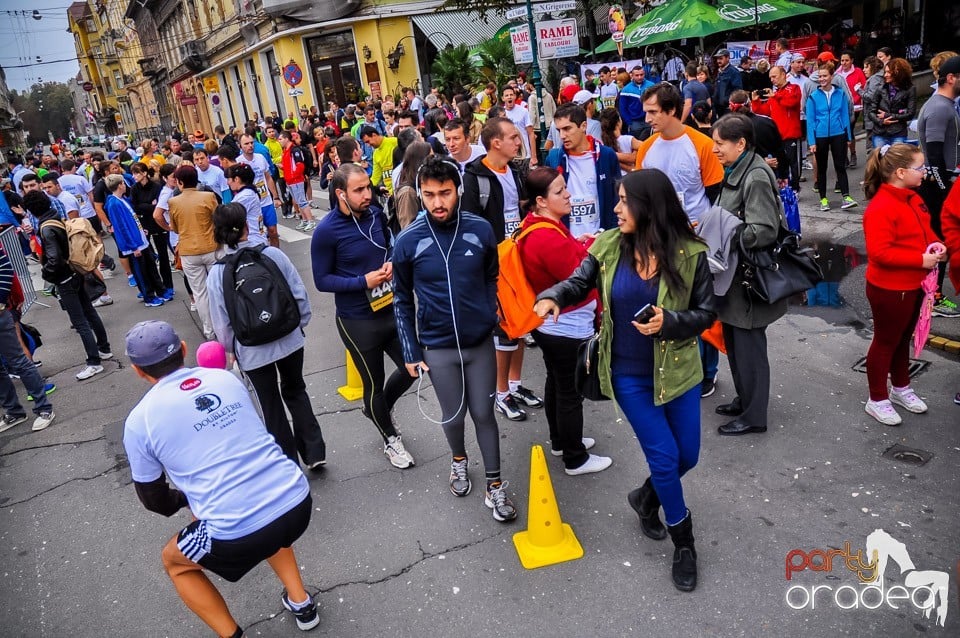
[306,32,361,109]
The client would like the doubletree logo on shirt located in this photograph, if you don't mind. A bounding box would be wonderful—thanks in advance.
[194,394,222,414]
[192,394,243,432]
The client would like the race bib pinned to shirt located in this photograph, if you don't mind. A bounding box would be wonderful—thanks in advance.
[366,280,394,311]
[569,197,599,237]
[255,179,267,198]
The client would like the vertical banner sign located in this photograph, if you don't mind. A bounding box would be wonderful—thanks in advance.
[536,19,579,60]
[511,25,534,64]
[609,5,626,58]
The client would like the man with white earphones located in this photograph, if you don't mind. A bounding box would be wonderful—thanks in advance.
[392,156,519,523]
[311,164,416,469]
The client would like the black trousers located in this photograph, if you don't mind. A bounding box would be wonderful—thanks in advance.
[814,134,849,197]
[784,138,801,191]
[56,274,110,366]
[721,323,770,429]
[244,347,326,466]
[127,246,165,299]
[336,313,414,441]
[149,231,174,290]
[532,329,588,469]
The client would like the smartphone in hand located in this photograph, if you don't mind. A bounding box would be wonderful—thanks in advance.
[634,303,656,324]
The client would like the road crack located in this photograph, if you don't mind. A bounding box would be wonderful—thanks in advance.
[0,435,107,458]
[2,462,125,507]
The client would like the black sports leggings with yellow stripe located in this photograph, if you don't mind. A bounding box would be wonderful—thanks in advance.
[336,312,414,441]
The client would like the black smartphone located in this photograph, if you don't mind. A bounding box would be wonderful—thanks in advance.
[634,303,655,324]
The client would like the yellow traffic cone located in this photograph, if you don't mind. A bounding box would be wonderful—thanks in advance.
[512,445,584,569]
[337,351,364,401]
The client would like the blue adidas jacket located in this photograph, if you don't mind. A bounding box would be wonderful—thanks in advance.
[806,87,853,147]
[545,138,621,232]
[392,211,498,363]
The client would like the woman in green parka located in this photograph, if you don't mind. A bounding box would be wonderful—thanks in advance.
[534,169,717,592]
[710,113,788,436]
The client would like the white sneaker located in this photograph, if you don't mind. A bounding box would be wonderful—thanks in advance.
[75,364,104,381]
[889,387,928,414]
[189,302,197,312]
[550,437,596,456]
[564,453,613,475]
[92,295,113,307]
[98,350,113,360]
[31,412,55,432]
[295,219,308,230]
[864,399,902,426]
[302,220,317,232]
[384,435,415,469]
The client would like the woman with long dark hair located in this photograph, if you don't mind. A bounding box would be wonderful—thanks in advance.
[130,162,174,298]
[535,169,717,592]
[392,141,433,229]
[711,113,788,435]
[518,167,612,475]
[205,203,327,469]
[599,108,640,175]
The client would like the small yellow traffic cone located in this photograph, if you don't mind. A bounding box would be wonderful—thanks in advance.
[512,445,584,569]
[337,351,364,401]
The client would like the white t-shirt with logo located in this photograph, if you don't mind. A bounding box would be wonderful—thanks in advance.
[504,104,533,158]
[453,145,485,173]
[599,81,619,110]
[123,366,309,540]
[491,167,521,236]
[238,153,273,208]
[565,152,601,237]
[637,132,712,222]
[55,190,80,217]
[198,164,229,195]
[58,173,95,218]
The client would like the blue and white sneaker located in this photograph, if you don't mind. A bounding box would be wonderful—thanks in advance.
[144,297,165,308]
[280,590,320,630]
[161,288,175,301]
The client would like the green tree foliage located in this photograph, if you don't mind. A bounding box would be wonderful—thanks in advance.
[473,36,518,92]
[12,82,73,144]
[431,44,476,99]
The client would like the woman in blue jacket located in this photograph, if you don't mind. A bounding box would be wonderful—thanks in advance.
[806,61,857,212]
[104,174,167,307]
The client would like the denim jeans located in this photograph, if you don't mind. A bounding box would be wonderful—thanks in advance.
[871,135,907,149]
[612,374,701,525]
[0,310,52,416]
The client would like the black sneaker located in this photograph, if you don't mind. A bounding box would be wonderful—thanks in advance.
[0,413,27,433]
[280,590,320,631]
[510,385,543,408]
[449,458,471,497]
[700,378,716,398]
[495,394,527,421]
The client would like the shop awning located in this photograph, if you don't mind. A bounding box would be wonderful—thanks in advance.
[595,0,823,53]
[412,11,512,50]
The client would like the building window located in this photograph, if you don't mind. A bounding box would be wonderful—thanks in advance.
[85,18,96,33]
[115,71,124,89]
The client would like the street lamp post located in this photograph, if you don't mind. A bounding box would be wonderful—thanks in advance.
[525,0,548,161]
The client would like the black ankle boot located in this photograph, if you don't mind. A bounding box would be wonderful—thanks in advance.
[627,478,667,540]
[666,511,698,592]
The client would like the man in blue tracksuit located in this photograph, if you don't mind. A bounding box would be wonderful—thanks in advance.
[545,103,620,237]
[619,66,655,139]
[392,155,518,524]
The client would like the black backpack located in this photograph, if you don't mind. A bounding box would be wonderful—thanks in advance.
[218,246,301,346]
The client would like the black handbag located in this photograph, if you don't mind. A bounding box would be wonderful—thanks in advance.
[738,227,823,304]
[576,330,609,402]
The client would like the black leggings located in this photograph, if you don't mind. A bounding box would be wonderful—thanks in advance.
[336,313,414,441]
[149,231,173,290]
[244,347,326,466]
[532,329,588,469]
[423,339,501,483]
[815,134,849,198]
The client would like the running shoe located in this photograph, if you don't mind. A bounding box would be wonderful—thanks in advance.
[954,392,960,405]
[834,185,842,194]
[819,198,831,212]
[27,383,56,401]
[41,286,55,296]
[802,160,814,170]
[840,196,858,210]
[0,413,27,433]
[189,302,197,312]
[32,412,55,432]
[523,334,537,347]
[849,153,858,168]
[510,385,543,408]
[484,481,518,522]
[75,364,104,381]
[932,297,960,317]
[864,399,902,426]
[449,458,471,496]
[700,377,717,398]
[98,350,113,360]
[495,394,527,421]
[127,274,137,287]
[384,435,415,469]
[92,295,113,307]
[295,219,308,230]
[889,387,928,414]
[564,453,613,476]
[280,590,320,631]
[144,297,165,308]
[550,437,595,457]
[302,220,317,232]
[162,288,175,301]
